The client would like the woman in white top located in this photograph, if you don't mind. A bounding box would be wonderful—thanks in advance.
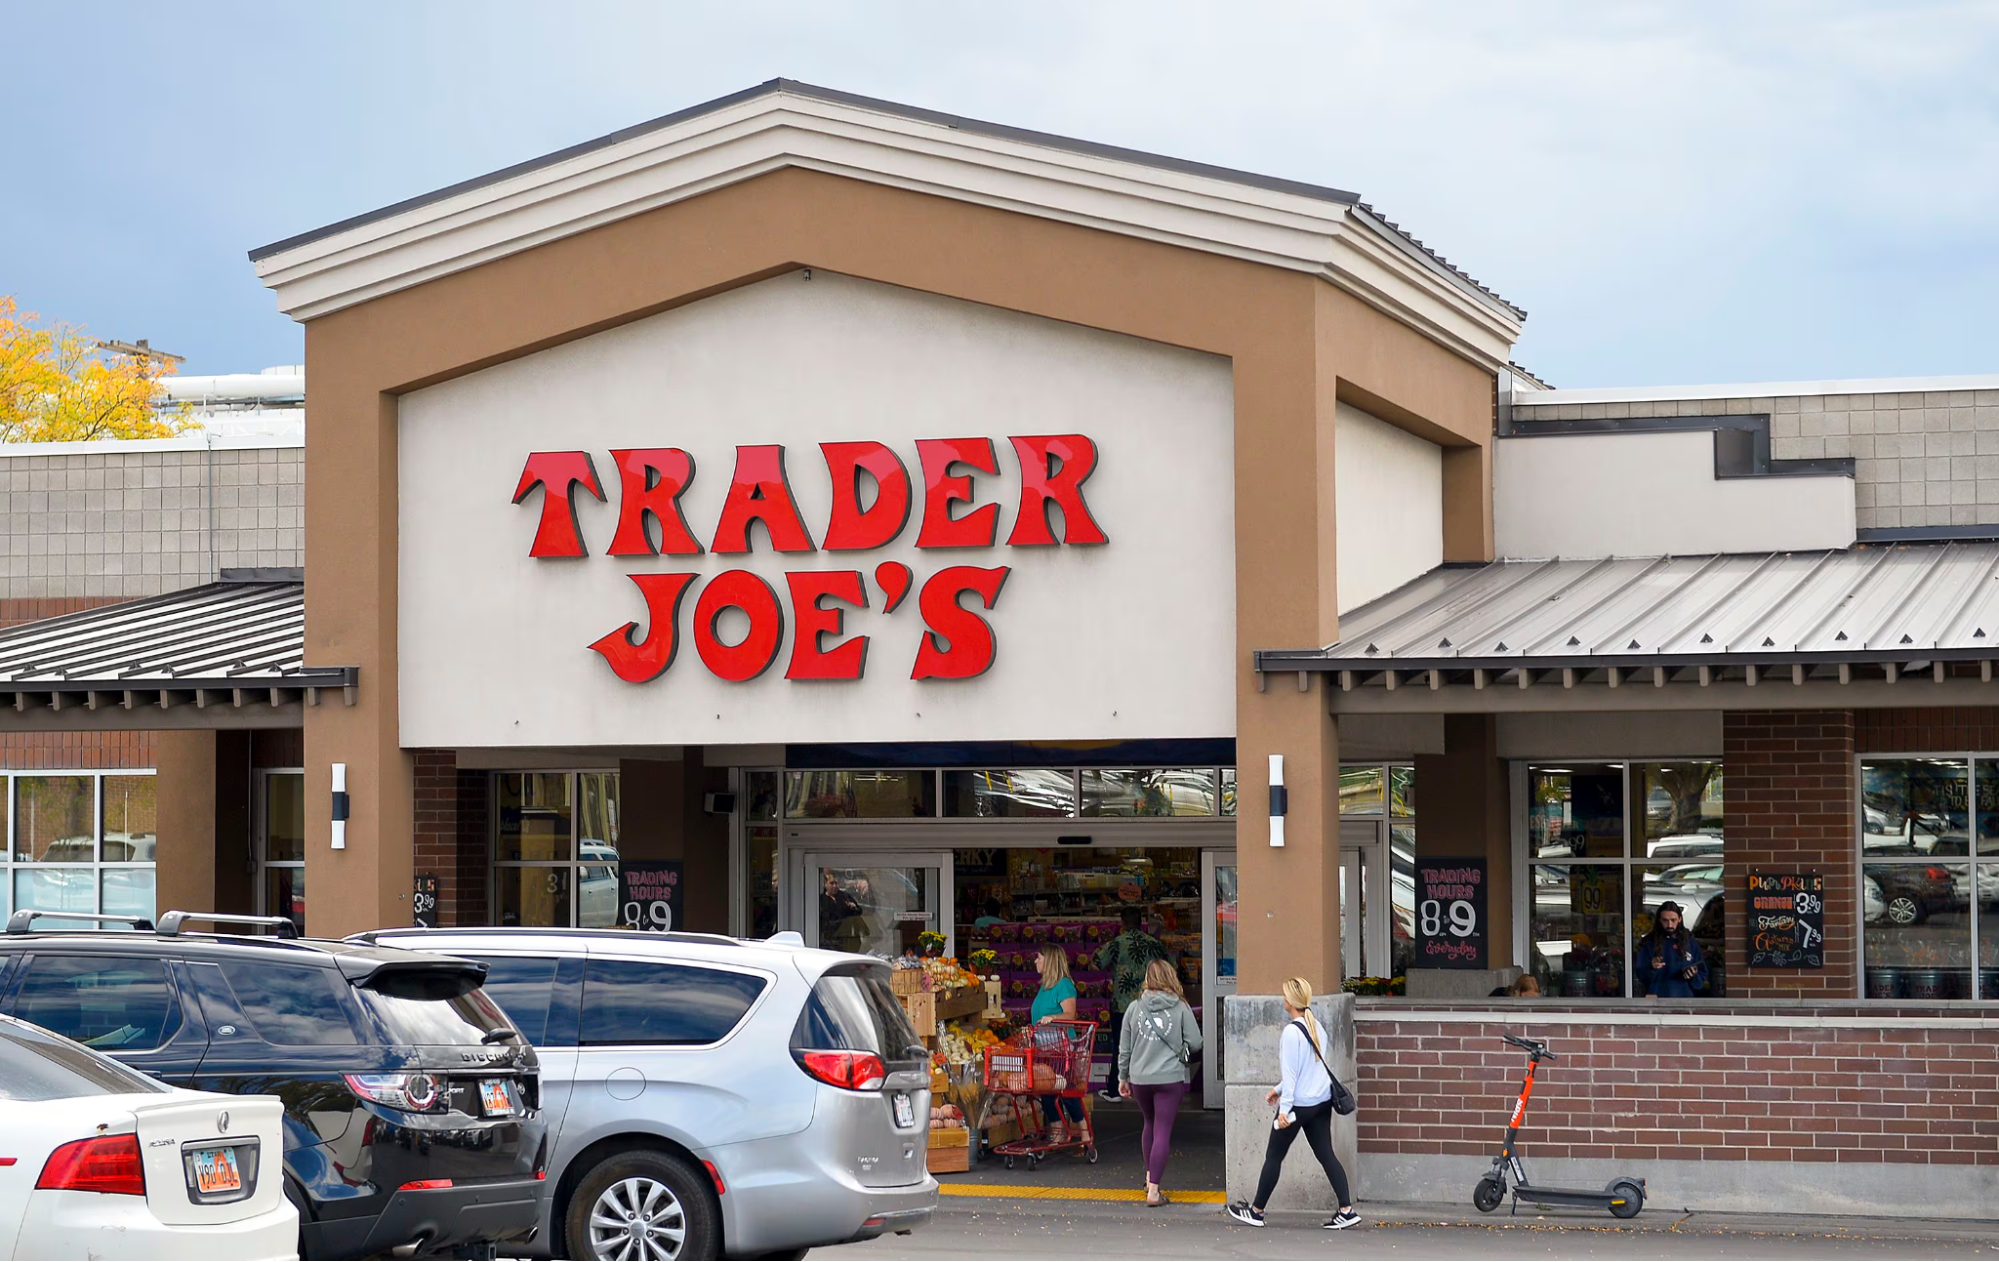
[1226,977,1358,1231]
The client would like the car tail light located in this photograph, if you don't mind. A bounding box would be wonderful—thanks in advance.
[796,1050,887,1091]
[37,1134,146,1196]
[399,1179,454,1191]
[345,1072,443,1112]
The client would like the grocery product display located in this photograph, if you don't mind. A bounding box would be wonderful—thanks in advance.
[955,846,1205,1096]
[892,953,1016,1170]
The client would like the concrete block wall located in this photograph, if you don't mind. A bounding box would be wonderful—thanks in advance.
[1224,993,1358,1208]
[1512,387,1999,532]
[0,443,303,600]
[1356,1008,1999,1216]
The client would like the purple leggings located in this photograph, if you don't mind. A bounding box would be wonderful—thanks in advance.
[1130,1081,1191,1184]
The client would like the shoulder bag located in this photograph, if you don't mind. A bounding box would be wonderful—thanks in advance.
[1290,1017,1357,1116]
[1141,1002,1191,1065]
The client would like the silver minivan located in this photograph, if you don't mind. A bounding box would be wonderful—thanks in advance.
[358,927,936,1260]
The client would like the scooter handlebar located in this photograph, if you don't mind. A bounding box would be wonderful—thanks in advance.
[1502,1033,1556,1060]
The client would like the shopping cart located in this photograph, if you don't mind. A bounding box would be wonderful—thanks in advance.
[982,1018,1099,1169]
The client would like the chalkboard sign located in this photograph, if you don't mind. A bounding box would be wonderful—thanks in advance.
[620,861,684,933]
[1747,873,1824,968]
[413,874,438,928]
[1414,857,1488,969]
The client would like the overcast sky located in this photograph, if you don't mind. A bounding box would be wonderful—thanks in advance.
[4,2,1995,387]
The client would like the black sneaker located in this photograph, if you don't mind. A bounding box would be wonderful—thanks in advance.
[1226,1202,1265,1228]
[1325,1209,1361,1230]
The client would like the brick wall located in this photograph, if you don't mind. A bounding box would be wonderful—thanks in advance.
[0,730,156,770]
[1857,707,1999,753]
[411,750,490,927]
[0,596,119,629]
[1357,1011,1999,1167]
[1724,710,1857,998]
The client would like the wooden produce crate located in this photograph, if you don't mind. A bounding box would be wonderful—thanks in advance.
[891,969,925,996]
[898,990,936,1033]
[928,1124,970,1149]
[927,1142,970,1174]
[934,987,987,1022]
[983,978,1004,1019]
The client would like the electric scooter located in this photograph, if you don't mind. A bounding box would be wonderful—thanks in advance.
[1472,1033,1646,1219]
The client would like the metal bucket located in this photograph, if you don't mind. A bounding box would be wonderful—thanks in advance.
[1865,966,1903,999]
[1904,967,1950,1001]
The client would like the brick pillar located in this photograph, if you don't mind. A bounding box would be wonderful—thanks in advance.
[1724,710,1857,998]
[411,750,458,929]
[454,769,489,927]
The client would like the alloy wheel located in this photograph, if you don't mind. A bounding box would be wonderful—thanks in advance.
[588,1176,688,1260]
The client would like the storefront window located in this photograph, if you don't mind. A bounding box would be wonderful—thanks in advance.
[1079,769,1217,817]
[1340,766,1384,815]
[1389,766,1416,818]
[1389,824,1415,978]
[785,770,935,818]
[492,771,620,926]
[1530,864,1627,997]
[261,771,306,935]
[943,770,1077,818]
[1863,861,1973,998]
[1528,766,1625,858]
[0,772,159,926]
[1220,768,1237,817]
[1862,758,1969,853]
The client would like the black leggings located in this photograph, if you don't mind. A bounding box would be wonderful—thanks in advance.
[1253,1099,1351,1210]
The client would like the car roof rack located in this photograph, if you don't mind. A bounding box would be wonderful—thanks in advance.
[155,911,300,940]
[4,910,156,935]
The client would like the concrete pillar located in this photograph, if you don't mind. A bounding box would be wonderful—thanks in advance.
[1410,714,1514,992]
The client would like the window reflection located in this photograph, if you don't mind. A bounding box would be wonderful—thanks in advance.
[1339,766,1384,815]
[943,770,1076,818]
[1862,759,1969,854]
[1080,769,1217,817]
[1863,860,1972,998]
[498,773,572,862]
[1529,864,1626,997]
[1529,766,1625,858]
[786,771,935,818]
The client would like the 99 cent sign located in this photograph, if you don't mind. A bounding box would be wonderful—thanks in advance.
[1414,858,1488,970]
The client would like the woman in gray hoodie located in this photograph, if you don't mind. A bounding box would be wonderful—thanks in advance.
[1117,958,1204,1206]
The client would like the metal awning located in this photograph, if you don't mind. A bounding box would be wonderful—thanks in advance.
[1255,544,1999,712]
[0,580,355,728]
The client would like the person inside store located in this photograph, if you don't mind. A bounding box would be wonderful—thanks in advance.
[1635,900,1708,998]
[1227,977,1360,1232]
[1488,974,1543,998]
[1031,944,1087,1143]
[972,899,1008,929]
[1119,958,1204,1207]
[819,872,868,954]
[1093,906,1170,1103]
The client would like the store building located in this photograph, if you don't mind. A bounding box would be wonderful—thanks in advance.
[4,80,1999,1216]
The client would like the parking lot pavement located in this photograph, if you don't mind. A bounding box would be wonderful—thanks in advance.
[811,1200,1999,1259]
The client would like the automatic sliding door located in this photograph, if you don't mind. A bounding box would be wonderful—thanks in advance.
[800,851,954,957]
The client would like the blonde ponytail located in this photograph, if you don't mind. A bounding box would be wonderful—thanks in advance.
[1282,976,1322,1057]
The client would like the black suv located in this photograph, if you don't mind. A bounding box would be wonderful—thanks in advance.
[0,910,547,1259]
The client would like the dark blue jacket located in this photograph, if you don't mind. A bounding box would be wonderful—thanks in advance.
[1636,931,1708,997]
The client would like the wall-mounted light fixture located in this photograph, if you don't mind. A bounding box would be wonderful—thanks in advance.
[1268,754,1286,847]
[331,763,349,851]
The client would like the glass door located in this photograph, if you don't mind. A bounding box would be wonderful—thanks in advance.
[1200,850,1236,1107]
[798,851,954,957]
[257,770,306,935]
[1338,819,1390,981]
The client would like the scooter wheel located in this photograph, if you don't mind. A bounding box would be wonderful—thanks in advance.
[1473,1176,1505,1213]
[1608,1179,1644,1220]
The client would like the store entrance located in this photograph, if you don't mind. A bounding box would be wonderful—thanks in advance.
[801,850,954,957]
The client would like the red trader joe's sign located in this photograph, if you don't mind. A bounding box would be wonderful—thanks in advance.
[511,436,1104,684]
[1414,858,1488,970]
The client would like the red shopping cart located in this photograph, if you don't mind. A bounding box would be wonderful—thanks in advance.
[982,1018,1099,1169]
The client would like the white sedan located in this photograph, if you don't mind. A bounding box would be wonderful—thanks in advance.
[0,1014,297,1261]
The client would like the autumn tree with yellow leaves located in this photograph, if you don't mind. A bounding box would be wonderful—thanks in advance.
[0,297,192,442]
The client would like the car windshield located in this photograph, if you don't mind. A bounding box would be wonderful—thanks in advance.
[0,1017,167,1101]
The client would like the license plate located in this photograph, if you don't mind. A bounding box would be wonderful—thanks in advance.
[191,1146,242,1195]
[481,1079,516,1116]
[892,1092,915,1129]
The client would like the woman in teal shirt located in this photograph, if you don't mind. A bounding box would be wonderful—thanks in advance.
[1030,945,1085,1142]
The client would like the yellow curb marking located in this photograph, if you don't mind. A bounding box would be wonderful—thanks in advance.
[938,1183,1227,1203]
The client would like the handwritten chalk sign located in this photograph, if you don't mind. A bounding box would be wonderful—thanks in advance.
[1415,857,1487,970]
[1746,872,1824,968]
[619,861,684,933]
